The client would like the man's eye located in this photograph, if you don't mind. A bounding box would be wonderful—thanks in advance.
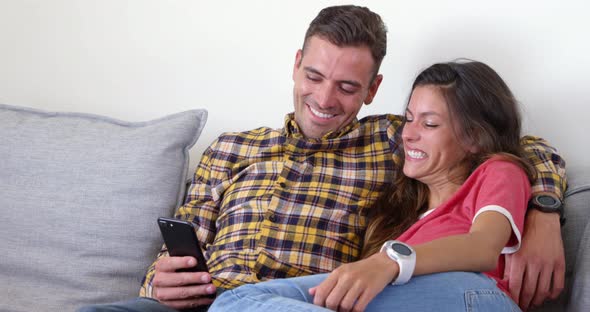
[307,75,321,82]
[340,87,355,94]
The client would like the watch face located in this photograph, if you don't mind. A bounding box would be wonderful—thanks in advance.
[538,195,557,207]
[392,243,412,256]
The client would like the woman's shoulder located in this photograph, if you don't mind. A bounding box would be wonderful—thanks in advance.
[473,156,527,180]
[462,156,531,203]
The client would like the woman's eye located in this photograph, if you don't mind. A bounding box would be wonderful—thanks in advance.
[425,123,438,128]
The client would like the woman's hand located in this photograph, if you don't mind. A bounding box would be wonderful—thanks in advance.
[309,252,399,312]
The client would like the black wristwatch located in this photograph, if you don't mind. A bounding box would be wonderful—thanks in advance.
[528,194,566,226]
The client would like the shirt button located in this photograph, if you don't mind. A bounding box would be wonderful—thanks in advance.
[268,214,277,222]
[279,182,286,188]
[256,272,263,280]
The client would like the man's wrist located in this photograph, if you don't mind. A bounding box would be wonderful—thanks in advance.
[526,209,563,242]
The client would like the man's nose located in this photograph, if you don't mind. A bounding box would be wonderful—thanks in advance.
[316,83,337,109]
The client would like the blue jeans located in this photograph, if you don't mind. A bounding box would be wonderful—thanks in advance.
[77,297,207,312]
[209,272,521,312]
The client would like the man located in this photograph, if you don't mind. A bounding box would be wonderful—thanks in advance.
[82,5,566,312]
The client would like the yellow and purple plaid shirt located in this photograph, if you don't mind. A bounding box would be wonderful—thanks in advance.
[141,113,566,295]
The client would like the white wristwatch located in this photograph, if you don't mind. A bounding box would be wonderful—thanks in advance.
[380,240,416,285]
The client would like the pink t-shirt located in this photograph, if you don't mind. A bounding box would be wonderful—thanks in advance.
[396,158,531,294]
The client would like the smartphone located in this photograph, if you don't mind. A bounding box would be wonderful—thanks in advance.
[157,217,209,272]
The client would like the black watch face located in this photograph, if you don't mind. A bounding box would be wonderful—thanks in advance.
[538,195,557,207]
[392,243,412,256]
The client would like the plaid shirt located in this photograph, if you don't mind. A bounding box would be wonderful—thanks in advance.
[141,113,566,294]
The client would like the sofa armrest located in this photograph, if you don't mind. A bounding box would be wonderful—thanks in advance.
[562,166,590,312]
[535,166,590,312]
[569,220,590,311]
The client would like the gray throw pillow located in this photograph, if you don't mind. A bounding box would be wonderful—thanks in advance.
[0,104,207,312]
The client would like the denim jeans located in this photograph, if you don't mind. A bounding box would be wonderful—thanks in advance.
[209,271,521,312]
[77,297,208,312]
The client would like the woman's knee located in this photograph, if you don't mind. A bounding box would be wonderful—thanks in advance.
[216,274,328,305]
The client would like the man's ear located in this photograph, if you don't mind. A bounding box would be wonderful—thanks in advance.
[293,49,303,81]
[364,74,383,105]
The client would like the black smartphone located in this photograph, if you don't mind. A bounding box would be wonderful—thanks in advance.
[157,217,209,272]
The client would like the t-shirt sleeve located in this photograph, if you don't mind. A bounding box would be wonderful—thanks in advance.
[471,160,531,254]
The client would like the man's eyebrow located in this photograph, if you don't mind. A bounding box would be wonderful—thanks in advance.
[303,66,324,77]
[303,66,363,88]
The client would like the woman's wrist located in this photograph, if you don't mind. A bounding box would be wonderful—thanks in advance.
[372,251,400,283]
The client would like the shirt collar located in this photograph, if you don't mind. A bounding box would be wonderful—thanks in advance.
[282,113,360,140]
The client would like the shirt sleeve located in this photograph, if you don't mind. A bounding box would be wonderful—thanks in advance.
[175,139,222,249]
[386,114,404,167]
[521,135,567,200]
[471,160,532,254]
[139,139,222,297]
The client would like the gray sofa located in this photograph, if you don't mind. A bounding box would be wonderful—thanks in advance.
[537,167,590,312]
[1,104,589,312]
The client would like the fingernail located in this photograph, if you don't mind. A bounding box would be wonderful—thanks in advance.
[201,274,210,282]
[187,258,196,266]
[207,285,215,293]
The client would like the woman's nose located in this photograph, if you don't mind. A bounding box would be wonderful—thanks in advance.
[402,122,419,142]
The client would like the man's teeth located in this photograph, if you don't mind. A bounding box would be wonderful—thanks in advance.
[407,150,426,159]
[310,106,335,119]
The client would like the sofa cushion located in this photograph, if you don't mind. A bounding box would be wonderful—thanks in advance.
[0,104,207,312]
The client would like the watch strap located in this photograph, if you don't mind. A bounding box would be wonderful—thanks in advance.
[380,240,416,285]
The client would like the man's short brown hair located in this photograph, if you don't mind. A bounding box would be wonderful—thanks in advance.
[302,5,387,78]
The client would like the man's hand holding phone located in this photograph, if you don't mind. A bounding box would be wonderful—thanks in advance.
[151,256,216,309]
[153,217,217,309]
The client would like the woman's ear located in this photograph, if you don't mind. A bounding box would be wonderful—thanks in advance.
[463,127,482,154]
[468,144,480,154]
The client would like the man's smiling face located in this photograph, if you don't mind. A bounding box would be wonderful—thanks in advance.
[292,36,382,139]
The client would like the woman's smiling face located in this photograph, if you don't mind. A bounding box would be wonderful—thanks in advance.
[402,85,471,186]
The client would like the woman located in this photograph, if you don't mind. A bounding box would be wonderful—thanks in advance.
[209,60,534,312]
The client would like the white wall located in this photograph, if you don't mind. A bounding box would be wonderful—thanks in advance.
[1,0,588,173]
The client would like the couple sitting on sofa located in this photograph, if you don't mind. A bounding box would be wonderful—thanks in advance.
[82,5,566,312]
